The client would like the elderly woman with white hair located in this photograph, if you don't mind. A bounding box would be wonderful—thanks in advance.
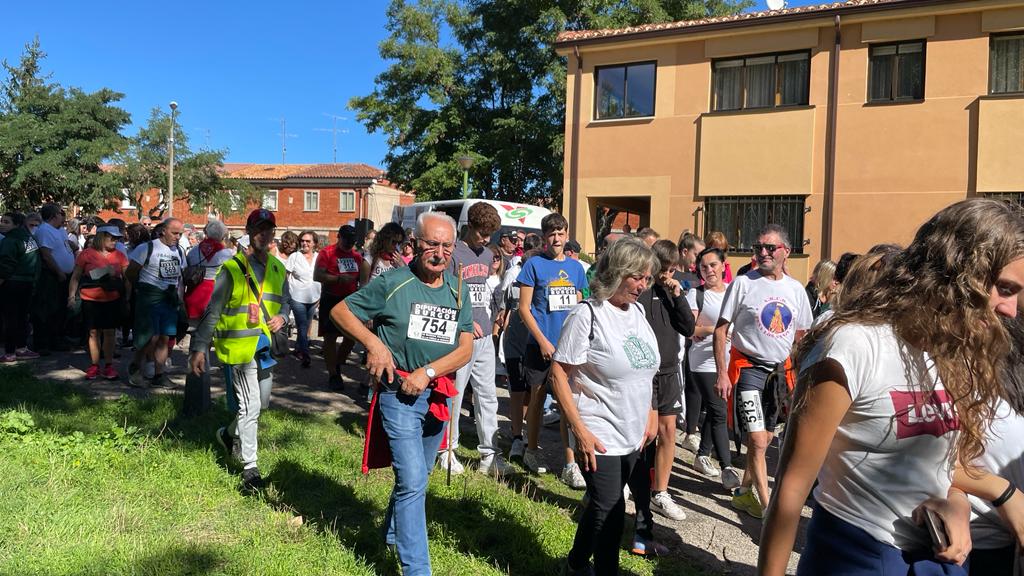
[551,236,662,576]
[183,219,234,323]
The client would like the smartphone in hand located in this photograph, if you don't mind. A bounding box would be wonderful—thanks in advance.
[924,508,950,550]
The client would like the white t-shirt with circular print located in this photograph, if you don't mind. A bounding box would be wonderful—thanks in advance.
[553,299,660,456]
[718,270,813,364]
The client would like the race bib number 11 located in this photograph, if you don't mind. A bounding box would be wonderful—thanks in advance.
[407,303,458,345]
[547,285,576,312]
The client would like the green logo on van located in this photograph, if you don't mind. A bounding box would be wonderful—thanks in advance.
[505,206,532,220]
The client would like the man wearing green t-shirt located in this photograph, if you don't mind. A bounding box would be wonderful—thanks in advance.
[331,211,473,576]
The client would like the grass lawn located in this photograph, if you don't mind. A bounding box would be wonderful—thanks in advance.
[0,364,715,575]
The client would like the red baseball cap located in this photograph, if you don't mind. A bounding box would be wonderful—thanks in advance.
[246,209,276,230]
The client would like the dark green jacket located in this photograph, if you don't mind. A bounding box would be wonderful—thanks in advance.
[0,227,42,283]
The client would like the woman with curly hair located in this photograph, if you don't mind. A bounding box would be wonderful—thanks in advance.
[760,198,1024,575]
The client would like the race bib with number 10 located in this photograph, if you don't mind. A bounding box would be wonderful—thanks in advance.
[407,303,459,345]
[469,284,488,308]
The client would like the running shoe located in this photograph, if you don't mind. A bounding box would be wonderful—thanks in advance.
[437,450,465,475]
[241,467,264,493]
[721,467,742,491]
[84,364,100,380]
[14,348,40,359]
[477,454,510,476]
[150,373,174,389]
[623,484,631,502]
[127,364,147,388]
[509,436,526,461]
[542,409,561,427]
[682,433,701,453]
[694,455,721,478]
[523,448,547,474]
[561,462,586,490]
[216,427,241,461]
[630,536,669,557]
[731,487,764,519]
[1,354,16,363]
[102,364,119,380]
[301,352,311,369]
[652,491,687,521]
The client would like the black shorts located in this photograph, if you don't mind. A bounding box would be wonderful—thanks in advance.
[318,294,344,337]
[507,358,528,393]
[734,365,780,434]
[522,342,552,390]
[652,369,683,416]
[82,299,122,331]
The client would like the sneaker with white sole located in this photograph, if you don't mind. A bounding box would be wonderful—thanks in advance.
[561,462,587,490]
[682,433,701,453]
[721,466,742,491]
[437,450,465,475]
[523,448,547,474]
[542,409,561,427]
[652,491,687,521]
[623,484,631,502]
[478,454,510,476]
[694,455,721,478]
[509,437,526,461]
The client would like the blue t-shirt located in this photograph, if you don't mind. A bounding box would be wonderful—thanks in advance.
[516,254,588,347]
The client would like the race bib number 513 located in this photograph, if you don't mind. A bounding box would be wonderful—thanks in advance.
[547,285,576,312]
[407,303,459,345]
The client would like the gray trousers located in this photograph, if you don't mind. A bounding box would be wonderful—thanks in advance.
[225,359,273,469]
[449,336,499,457]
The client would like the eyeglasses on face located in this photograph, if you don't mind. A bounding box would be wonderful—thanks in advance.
[751,243,782,254]
[418,239,454,252]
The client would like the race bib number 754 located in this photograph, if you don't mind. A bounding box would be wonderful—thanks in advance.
[407,303,459,345]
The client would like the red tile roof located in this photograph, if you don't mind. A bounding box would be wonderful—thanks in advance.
[556,0,939,44]
[221,163,386,180]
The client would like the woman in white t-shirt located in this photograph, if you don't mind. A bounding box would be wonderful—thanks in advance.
[761,199,1024,575]
[285,231,321,368]
[686,247,739,490]
[551,237,661,576]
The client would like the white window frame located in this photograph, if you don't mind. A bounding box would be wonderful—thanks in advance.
[304,189,320,212]
[339,190,356,212]
[228,190,241,212]
[263,189,279,211]
[120,188,136,209]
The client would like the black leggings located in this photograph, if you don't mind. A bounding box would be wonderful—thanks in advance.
[691,371,732,467]
[568,451,640,576]
[684,365,704,434]
[1,281,33,354]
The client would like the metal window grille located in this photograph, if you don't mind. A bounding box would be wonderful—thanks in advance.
[704,195,806,254]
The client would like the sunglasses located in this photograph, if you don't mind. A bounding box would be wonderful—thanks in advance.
[751,243,783,254]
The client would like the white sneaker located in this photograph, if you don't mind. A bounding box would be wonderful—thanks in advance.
[694,455,721,478]
[623,484,631,502]
[437,450,465,475]
[721,467,742,491]
[509,437,526,461]
[478,454,510,476]
[652,491,687,521]
[542,409,561,427]
[561,462,587,490]
[682,433,701,453]
[523,448,547,474]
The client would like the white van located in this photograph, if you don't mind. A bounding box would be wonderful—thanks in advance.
[392,199,552,237]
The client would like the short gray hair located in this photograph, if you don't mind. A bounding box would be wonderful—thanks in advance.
[758,223,791,249]
[589,236,659,303]
[416,211,457,239]
[204,219,228,241]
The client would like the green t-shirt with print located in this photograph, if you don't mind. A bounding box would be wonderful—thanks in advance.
[344,266,473,373]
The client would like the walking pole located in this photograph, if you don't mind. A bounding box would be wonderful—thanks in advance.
[447,263,463,487]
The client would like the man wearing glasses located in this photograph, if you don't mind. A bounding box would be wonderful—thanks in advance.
[331,211,473,576]
[497,230,521,269]
[713,224,812,520]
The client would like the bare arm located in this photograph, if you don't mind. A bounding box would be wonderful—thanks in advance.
[713,318,733,399]
[518,285,554,359]
[550,359,606,472]
[953,466,1024,549]
[759,360,851,575]
[67,265,83,304]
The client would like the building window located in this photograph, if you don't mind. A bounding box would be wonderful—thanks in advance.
[990,33,1024,94]
[868,40,925,102]
[594,61,656,120]
[339,190,356,212]
[304,190,320,212]
[984,192,1024,207]
[712,51,809,111]
[120,188,135,209]
[262,190,279,211]
[704,195,806,254]
[228,191,241,212]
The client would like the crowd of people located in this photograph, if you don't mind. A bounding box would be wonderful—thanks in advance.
[3,198,1024,576]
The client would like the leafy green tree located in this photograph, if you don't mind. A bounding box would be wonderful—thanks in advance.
[111,108,258,221]
[0,38,129,212]
[351,0,751,204]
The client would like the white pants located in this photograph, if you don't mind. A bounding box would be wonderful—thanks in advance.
[226,359,273,469]
[449,336,498,458]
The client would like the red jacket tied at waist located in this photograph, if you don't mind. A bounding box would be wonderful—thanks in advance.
[726,348,795,431]
[361,369,456,474]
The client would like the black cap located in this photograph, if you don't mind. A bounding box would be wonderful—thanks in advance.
[565,240,582,253]
[338,224,357,242]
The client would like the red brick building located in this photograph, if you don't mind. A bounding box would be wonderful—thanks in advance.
[101,163,414,243]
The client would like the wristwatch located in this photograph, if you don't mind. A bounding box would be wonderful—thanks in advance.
[424,364,437,380]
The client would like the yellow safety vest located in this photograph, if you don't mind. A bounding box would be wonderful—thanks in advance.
[213,254,286,365]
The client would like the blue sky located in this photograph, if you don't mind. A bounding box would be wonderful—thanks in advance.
[4,0,819,168]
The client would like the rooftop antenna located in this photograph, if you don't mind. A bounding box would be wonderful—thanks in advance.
[766,0,786,10]
[276,117,298,163]
[314,113,349,163]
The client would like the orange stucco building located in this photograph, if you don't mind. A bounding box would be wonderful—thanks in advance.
[556,0,1024,280]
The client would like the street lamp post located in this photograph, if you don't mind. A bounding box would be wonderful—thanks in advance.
[457,154,475,199]
[167,101,178,217]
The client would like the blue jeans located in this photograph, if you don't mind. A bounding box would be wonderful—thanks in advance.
[376,390,446,576]
[290,300,316,353]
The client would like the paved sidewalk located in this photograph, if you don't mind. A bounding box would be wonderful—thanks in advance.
[23,336,809,575]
